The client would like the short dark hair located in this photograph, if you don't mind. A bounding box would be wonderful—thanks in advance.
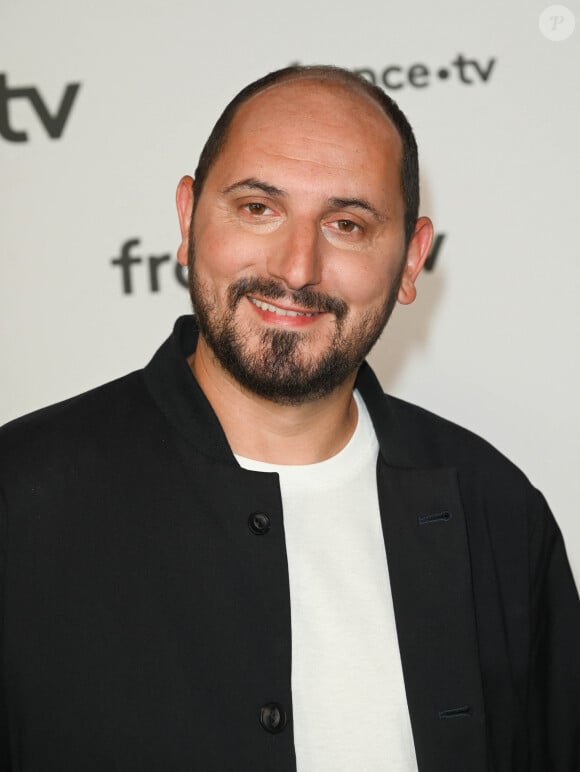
[193,64,420,246]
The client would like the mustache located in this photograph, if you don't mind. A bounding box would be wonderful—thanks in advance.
[227,277,348,320]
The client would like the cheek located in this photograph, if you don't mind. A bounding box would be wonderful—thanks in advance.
[194,221,266,285]
[332,261,396,311]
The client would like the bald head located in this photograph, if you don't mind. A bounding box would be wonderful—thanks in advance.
[192,65,420,246]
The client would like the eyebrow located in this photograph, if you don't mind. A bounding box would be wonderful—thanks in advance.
[328,197,387,223]
[221,178,387,222]
[221,178,285,197]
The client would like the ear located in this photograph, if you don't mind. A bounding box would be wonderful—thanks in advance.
[176,175,195,267]
[397,216,434,305]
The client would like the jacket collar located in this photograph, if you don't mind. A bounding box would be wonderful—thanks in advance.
[144,315,237,464]
[144,314,420,469]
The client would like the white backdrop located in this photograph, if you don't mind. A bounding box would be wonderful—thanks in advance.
[1,0,579,580]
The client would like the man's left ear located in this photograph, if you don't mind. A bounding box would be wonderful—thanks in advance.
[397,216,434,305]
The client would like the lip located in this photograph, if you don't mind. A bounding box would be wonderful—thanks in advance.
[246,295,325,327]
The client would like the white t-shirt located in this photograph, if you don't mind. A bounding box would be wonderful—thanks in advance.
[236,391,418,771]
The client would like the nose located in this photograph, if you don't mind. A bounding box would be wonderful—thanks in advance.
[267,219,322,291]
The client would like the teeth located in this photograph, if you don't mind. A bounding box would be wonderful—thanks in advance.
[249,297,317,317]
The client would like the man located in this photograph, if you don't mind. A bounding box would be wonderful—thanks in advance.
[0,65,578,771]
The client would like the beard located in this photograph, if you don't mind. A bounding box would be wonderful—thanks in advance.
[188,250,403,407]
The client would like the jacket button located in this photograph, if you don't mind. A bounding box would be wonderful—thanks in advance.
[259,702,287,733]
[248,512,271,535]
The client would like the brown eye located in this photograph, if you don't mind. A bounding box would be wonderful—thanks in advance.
[247,202,267,214]
[337,219,357,232]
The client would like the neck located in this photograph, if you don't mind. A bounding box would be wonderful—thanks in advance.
[189,336,358,465]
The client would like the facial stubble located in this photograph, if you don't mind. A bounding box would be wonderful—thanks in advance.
[187,240,404,406]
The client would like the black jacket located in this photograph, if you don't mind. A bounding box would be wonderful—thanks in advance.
[0,316,579,771]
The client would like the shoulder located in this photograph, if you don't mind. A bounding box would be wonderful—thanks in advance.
[385,392,526,482]
[382,395,572,603]
[0,370,155,479]
[358,362,525,486]
[378,392,553,535]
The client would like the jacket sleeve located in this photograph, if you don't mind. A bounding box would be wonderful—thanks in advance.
[0,485,11,771]
[526,487,580,770]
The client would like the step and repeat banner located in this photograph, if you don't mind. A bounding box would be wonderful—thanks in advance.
[1,0,579,577]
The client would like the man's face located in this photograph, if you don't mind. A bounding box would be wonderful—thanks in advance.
[177,79,431,405]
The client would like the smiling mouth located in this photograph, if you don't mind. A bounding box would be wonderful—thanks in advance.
[248,296,323,318]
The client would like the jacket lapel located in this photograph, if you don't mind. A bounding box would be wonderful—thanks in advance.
[377,460,488,772]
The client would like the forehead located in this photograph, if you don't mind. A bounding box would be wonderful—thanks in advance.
[236,77,397,129]
[214,78,403,186]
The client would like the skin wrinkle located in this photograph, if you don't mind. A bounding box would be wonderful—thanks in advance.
[261,148,376,171]
[223,179,388,224]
